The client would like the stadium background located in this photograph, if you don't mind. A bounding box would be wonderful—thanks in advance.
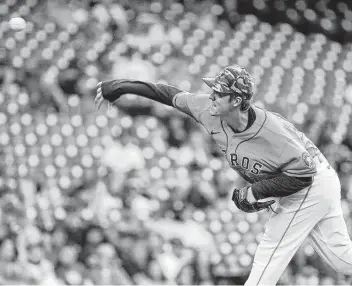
[0,0,352,284]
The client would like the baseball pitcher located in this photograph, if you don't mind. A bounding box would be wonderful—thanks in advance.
[95,65,352,285]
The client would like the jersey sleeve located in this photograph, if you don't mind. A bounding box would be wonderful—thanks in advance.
[278,138,317,177]
[101,80,181,106]
[172,91,208,122]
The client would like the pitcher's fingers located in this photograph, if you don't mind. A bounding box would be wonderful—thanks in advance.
[97,82,102,89]
[257,200,275,208]
[94,95,100,107]
[94,96,101,109]
[97,98,104,110]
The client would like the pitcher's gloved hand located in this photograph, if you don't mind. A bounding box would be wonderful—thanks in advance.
[232,186,275,213]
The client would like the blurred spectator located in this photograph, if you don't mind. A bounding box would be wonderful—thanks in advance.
[0,239,23,283]
[151,238,194,284]
[186,170,217,209]
[55,245,88,284]
[25,240,58,284]
[86,242,132,284]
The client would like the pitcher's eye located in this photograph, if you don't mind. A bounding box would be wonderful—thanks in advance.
[216,92,224,98]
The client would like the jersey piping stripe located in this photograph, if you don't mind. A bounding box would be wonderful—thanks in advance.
[257,184,312,285]
[234,111,268,154]
[311,218,352,268]
[220,119,229,154]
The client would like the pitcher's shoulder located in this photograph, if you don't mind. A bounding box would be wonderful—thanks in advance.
[257,108,296,134]
[184,92,210,107]
[173,92,211,122]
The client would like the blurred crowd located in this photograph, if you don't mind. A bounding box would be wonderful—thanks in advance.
[235,0,352,43]
[0,0,352,285]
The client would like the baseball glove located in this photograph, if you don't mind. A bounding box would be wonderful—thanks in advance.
[232,187,275,213]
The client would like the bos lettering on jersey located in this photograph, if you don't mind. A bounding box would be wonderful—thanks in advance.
[229,153,263,175]
[226,152,276,183]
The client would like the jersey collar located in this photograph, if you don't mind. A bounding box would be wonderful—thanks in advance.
[223,106,267,139]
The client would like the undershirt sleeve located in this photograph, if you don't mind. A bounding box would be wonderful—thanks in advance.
[251,173,313,199]
[101,79,183,106]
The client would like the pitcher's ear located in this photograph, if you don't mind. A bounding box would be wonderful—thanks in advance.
[232,96,242,107]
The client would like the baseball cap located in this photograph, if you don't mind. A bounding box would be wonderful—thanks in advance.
[202,65,254,100]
